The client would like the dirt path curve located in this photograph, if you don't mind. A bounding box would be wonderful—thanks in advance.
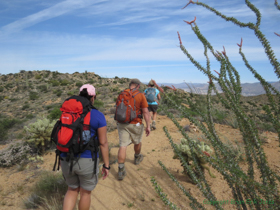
[89,115,188,210]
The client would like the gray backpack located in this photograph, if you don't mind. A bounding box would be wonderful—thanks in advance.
[114,89,140,123]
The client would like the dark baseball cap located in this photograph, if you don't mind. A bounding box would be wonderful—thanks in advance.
[129,78,141,86]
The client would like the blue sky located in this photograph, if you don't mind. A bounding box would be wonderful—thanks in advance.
[0,0,279,83]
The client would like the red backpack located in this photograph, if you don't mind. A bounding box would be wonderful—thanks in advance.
[114,89,140,123]
[51,95,99,173]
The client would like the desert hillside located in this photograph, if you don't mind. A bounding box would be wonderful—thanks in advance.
[0,71,279,210]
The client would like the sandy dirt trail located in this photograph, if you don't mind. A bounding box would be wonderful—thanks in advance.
[0,115,279,210]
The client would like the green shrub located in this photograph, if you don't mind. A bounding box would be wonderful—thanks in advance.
[94,100,104,109]
[76,81,83,87]
[15,86,21,92]
[22,104,30,110]
[1,75,8,81]
[211,109,227,124]
[60,79,70,86]
[87,79,94,84]
[9,98,19,102]
[48,107,61,121]
[28,82,33,89]
[53,89,63,97]
[29,91,39,100]
[112,87,119,92]
[52,71,60,78]
[24,171,67,210]
[35,74,42,79]
[38,84,48,92]
[50,80,60,86]
[119,79,126,84]
[26,114,34,119]
[0,117,21,142]
[67,91,75,96]
[0,86,3,92]
[5,83,13,89]
[44,71,51,78]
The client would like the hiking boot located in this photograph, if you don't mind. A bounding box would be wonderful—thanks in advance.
[118,167,126,180]
[152,121,156,130]
[134,154,144,165]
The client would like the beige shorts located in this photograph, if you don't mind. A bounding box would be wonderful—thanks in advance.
[117,123,144,147]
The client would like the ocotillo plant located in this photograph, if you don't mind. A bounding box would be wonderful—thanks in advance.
[152,1,280,210]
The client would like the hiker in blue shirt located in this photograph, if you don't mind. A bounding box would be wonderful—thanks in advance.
[60,84,110,210]
[144,79,164,130]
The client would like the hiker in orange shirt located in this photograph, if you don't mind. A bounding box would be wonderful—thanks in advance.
[115,79,151,180]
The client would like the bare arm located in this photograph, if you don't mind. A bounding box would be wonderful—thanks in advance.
[142,107,151,137]
[157,93,161,100]
[98,126,110,179]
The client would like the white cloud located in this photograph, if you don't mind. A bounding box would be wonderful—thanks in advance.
[0,0,105,34]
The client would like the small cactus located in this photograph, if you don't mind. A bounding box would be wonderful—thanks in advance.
[24,118,56,154]
[173,138,216,178]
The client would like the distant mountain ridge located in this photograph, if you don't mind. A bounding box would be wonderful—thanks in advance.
[154,81,280,96]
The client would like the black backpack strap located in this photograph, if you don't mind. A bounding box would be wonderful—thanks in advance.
[50,120,61,144]
[69,158,74,173]
[53,149,61,171]
[87,133,99,174]
[94,135,99,174]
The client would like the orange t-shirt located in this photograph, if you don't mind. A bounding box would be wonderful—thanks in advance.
[128,89,148,124]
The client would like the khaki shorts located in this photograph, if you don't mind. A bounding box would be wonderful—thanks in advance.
[61,158,99,191]
[117,123,144,147]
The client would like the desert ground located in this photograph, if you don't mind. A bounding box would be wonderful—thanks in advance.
[0,114,279,210]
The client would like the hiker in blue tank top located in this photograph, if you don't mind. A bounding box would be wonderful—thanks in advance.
[61,84,110,210]
[144,79,164,130]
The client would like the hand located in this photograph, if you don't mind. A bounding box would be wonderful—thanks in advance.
[145,126,150,137]
[101,167,109,180]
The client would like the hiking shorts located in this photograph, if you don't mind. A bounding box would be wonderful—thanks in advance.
[61,158,99,191]
[117,123,144,147]
[148,105,158,113]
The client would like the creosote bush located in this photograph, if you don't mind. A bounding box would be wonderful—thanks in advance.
[29,91,39,100]
[47,106,62,120]
[153,1,280,210]
[94,99,104,109]
[0,115,21,143]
